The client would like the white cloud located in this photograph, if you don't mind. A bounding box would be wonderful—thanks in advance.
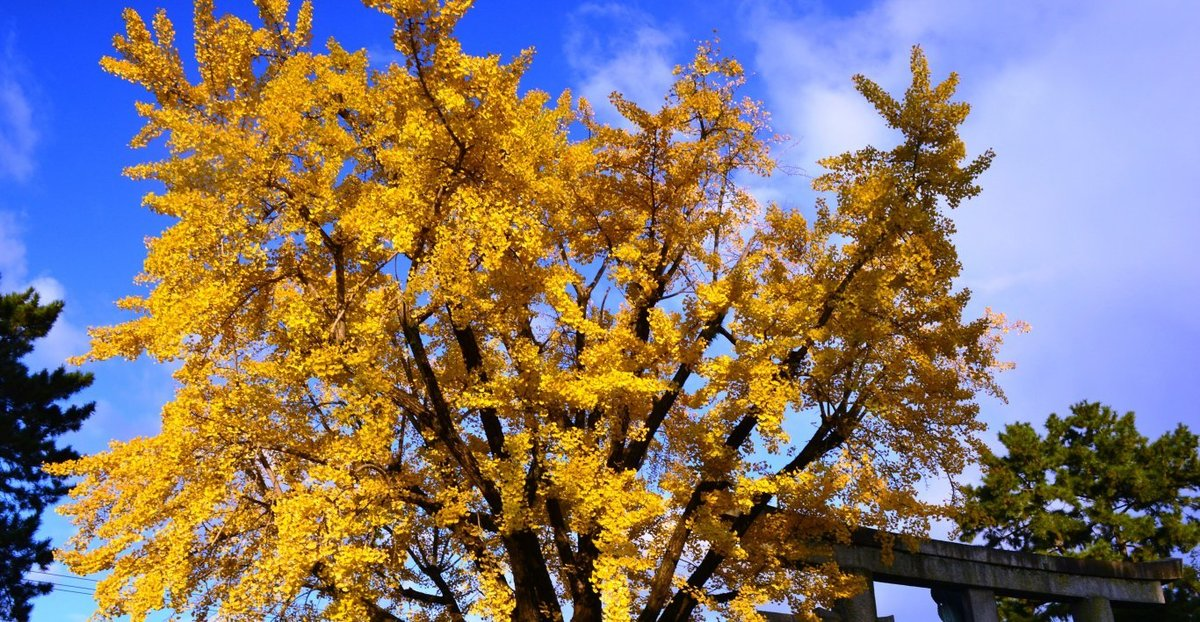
[563,3,679,125]
[0,33,37,181]
[744,1,1091,197]
[25,301,87,369]
[745,2,911,204]
[746,0,1200,419]
[28,275,64,302]
[0,212,89,368]
[0,34,84,368]
[792,85,889,170]
[950,2,1200,444]
[743,2,1200,617]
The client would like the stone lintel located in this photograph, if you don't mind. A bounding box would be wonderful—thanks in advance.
[829,544,1166,604]
[845,528,1182,582]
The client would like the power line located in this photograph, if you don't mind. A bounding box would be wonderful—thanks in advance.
[25,577,96,596]
[26,570,100,583]
[47,586,95,597]
[26,578,95,593]
[29,579,95,597]
[30,583,91,596]
[39,581,93,593]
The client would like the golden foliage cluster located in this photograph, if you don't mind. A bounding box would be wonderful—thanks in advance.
[52,1,1016,620]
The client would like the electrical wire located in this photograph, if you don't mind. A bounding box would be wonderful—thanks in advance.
[47,586,95,597]
[26,573,98,588]
[24,576,96,597]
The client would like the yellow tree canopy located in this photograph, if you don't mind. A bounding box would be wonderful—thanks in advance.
[52,1,1016,620]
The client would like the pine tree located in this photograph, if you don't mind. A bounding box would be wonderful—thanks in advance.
[0,287,94,622]
[957,402,1200,621]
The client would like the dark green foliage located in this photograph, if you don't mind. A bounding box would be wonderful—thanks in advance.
[0,287,94,622]
[957,401,1200,621]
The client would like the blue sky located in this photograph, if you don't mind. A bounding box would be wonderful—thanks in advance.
[1,1,1197,620]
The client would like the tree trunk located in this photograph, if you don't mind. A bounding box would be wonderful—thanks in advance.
[506,529,564,622]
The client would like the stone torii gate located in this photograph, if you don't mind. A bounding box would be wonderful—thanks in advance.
[762,528,1183,622]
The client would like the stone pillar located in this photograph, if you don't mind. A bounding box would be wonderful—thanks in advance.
[833,572,877,622]
[964,589,999,622]
[931,587,999,622]
[1071,597,1115,622]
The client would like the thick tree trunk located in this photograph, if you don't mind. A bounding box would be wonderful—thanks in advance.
[570,599,603,622]
[568,534,604,622]
[506,529,564,622]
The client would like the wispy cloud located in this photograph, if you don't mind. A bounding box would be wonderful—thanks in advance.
[745,0,1200,421]
[0,211,88,368]
[0,210,27,286]
[563,3,679,124]
[0,32,79,368]
[742,8,1200,616]
[0,32,38,181]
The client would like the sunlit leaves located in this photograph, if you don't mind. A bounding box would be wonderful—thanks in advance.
[52,1,1009,620]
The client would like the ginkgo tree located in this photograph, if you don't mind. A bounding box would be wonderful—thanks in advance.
[52,1,1016,620]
